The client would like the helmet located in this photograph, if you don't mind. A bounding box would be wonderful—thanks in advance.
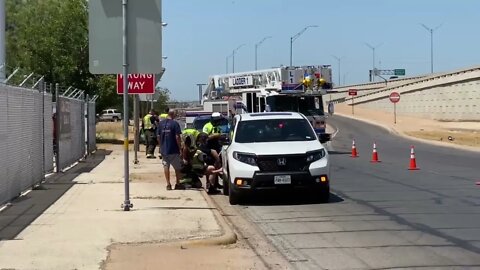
[211,112,222,120]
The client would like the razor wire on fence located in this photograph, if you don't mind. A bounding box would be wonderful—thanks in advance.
[0,67,98,206]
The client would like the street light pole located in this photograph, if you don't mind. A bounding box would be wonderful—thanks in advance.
[365,42,382,82]
[196,83,206,104]
[290,25,318,67]
[331,55,342,86]
[255,36,272,70]
[421,23,442,73]
[232,43,245,73]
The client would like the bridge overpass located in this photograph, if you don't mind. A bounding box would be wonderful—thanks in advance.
[326,66,480,121]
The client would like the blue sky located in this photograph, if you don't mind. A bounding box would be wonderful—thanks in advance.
[162,0,480,101]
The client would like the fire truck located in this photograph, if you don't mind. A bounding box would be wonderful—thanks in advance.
[188,65,333,139]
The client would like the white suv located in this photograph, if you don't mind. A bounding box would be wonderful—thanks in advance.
[97,109,122,122]
[221,112,330,205]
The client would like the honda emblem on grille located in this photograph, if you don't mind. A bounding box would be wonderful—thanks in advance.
[277,158,287,166]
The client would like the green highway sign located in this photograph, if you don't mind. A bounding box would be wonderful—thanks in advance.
[394,69,406,76]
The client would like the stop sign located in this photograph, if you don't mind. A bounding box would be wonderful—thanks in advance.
[389,92,400,103]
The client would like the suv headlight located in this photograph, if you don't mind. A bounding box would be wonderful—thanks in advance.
[233,151,257,166]
[306,149,326,163]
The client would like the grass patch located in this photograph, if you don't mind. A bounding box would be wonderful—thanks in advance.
[96,122,135,141]
[406,130,480,147]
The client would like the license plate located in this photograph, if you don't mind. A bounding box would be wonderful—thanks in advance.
[274,175,291,184]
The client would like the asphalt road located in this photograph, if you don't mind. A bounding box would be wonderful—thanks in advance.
[217,115,480,270]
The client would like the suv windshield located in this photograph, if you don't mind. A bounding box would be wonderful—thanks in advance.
[235,118,316,143]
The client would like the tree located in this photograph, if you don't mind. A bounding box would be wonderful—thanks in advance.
[6,0,169,113]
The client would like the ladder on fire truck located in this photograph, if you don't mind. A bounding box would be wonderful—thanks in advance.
[204,66,331,99]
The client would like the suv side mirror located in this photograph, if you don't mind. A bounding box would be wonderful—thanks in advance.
[318,133,331,143]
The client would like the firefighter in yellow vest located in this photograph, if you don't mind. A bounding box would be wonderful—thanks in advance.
[159,107,169,120]
[142,109,158,158]
[202,112,222,135]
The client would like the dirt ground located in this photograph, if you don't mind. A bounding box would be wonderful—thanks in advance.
[333,103,480,149]
[103,242,268,270]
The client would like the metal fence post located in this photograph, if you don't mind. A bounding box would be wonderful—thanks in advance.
[133,94,139,164]
[86,94,90,156]
[40,79,45,180]
[55,83,60,172]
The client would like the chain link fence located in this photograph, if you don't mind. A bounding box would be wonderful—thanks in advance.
[0,68,98,206]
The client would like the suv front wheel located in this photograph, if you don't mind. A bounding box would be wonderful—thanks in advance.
[228,179,242,205]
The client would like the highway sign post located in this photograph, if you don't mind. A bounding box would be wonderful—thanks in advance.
[89,0,164,211]
[349,89,357,115]
[389,92,401,124]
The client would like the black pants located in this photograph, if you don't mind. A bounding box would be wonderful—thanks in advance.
[145,129,156,155]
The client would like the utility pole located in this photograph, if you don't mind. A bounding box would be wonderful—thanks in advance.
[421,23,442,73]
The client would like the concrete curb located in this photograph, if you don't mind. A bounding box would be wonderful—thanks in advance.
[334,112,480,153]
[169,190,237,248]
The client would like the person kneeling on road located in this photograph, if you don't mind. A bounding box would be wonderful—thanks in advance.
[179,132,203,189]
[196,132,223,194]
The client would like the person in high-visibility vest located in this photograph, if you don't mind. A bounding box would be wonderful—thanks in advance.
[159,107,169,120]
[142,109,158,158]
[202,112,222,135]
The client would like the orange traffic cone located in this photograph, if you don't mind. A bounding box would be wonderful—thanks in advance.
[351,139,359,158]
[370,142,381,163]
[408,146,419,170]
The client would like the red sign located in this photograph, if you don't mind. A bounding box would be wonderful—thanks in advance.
[117,74,155,94]
[348,89,357,96]
[389,92,401,103]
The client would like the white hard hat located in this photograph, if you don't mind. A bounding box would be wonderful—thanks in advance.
[211,112,221,119]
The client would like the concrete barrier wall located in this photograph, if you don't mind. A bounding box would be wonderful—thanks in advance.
[360,80,480,121]
[324,66,480,121]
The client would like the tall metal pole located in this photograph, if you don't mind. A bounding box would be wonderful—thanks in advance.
[332,55,342,86]
[232,43,245,73]
[421,24,441,74]
[290,25,318,67]
[133,94,139,164]
[55,83,60,172]
[122,0,132,211]
[196,83,206,104]
[255,44,258,70]
[289,37,293,67]
[150,93,154,110]
[226,56,229,73]
[0,0,5,80]
[365,42,382,82]
[430,29,433,73]
[255,36,271,70]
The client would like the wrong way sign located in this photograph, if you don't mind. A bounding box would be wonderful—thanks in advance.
[117,74,155,94]
[389,92,401,103]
